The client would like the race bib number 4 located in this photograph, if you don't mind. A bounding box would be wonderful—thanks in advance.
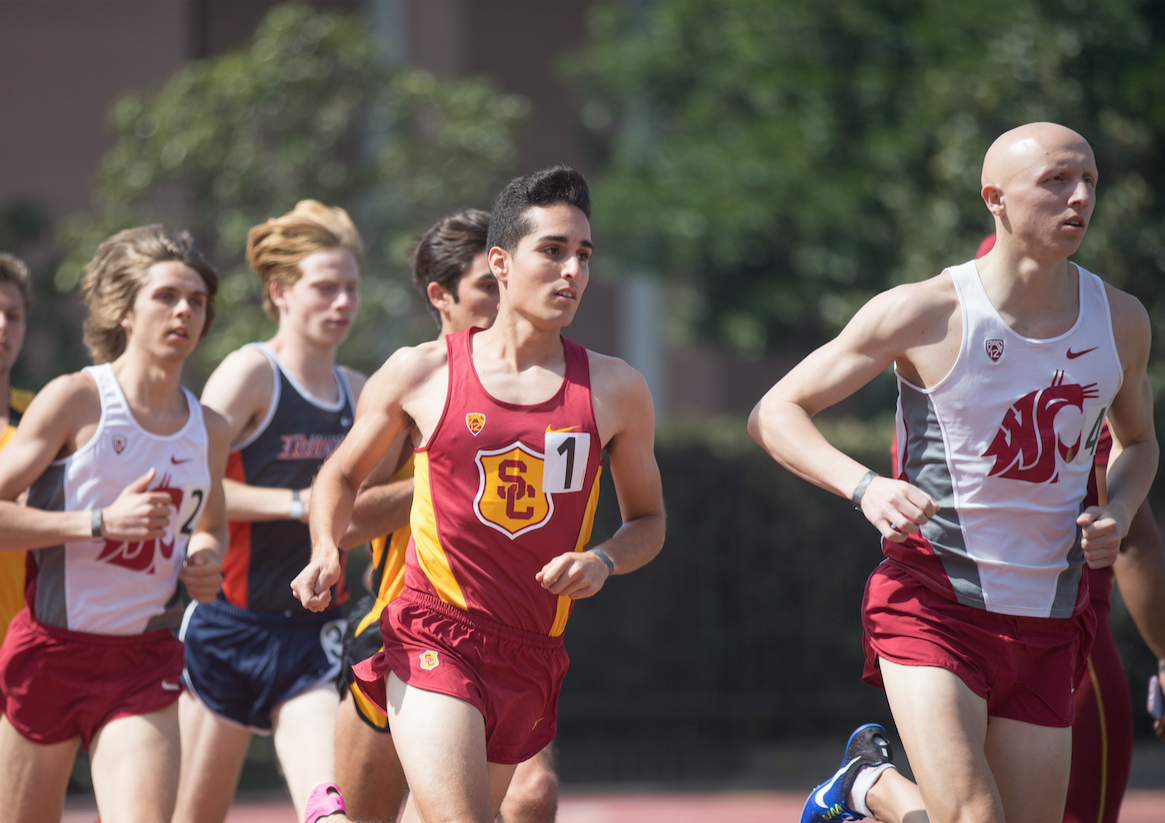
[542,432,590,493]
[1077,404,1107,465]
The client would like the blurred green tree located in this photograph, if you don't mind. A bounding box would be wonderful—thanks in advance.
[63,2,528,381]
[569,0,1165,374]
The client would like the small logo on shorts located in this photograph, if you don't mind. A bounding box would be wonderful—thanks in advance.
[419,650,440,670]
[466,413,486,436]
[161,679,181,691]
[112,434,127,454]
[531,717,543,731]
[985,339,1004,362]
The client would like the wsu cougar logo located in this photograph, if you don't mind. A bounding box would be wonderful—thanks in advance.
[982,371,1099,484]
[96,473,186,574]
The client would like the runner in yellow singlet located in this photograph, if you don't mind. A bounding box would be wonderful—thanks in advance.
[0,254,34,646]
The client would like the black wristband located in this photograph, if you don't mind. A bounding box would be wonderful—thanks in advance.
[90,508,103,539]
[851,470,879,508]
[589,547,615,574]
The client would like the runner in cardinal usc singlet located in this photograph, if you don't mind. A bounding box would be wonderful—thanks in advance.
[296,167,665,823]
[354,328,602,761]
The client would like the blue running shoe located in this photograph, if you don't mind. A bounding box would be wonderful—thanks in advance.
[800,723,895,822]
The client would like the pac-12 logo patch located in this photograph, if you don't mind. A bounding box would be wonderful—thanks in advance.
[985,339,1004,362]
[111,434,127,454]
[466,413,486,436]
[419,650,440,670]
[474,442,554,539]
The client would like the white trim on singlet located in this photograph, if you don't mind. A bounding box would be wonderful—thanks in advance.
[99,364,203,442]
[892,267,969,397]
[233,343,349,452]
[233,344,282,451]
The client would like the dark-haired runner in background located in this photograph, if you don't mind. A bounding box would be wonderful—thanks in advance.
[294,167,666,823]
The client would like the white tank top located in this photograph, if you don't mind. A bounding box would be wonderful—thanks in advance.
[889,261,1123,618]
[26,364,211,635]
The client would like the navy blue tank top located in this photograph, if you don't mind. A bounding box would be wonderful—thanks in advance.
[221,343,355,613]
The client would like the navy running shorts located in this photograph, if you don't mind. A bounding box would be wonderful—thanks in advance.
[180,598,345,733]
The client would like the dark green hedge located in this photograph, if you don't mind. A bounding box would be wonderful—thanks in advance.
[559,429,894,743]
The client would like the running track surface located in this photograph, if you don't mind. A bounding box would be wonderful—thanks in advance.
[60,790,1165,822]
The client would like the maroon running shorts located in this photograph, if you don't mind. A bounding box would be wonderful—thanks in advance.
[0,608,184,749]
[352,588,568,764]
[861,561,1094,728]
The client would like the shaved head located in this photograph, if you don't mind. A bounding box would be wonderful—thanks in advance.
[982,123,1094,188]
[979,122,1098,261]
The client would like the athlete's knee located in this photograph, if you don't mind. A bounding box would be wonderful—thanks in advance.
[500,763,558,823]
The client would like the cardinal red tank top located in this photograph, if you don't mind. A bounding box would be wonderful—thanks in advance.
[404,329,603,636]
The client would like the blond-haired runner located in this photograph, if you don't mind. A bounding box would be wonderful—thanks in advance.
[0,253,35,646]
[336,207,559,823]
[751,123,1157,823]
[0,226,228,823]
[174,200,363,823]
[294,166,666,823]
[172,198,361,820]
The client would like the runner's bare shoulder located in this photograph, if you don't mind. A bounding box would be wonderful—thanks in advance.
[1102,281,1150,366]
[584,350,653,447]
[3,371,102,465]
[362,339,450,409]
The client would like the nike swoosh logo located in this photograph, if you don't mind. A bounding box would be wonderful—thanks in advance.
[1067,347,1098,359]
[546,425,580,433]
[161,680,182,691]
[814,756,861,807]
[341,418,352,426]
[170,456,192,464]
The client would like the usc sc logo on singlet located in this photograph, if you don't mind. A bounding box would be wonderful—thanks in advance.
[473,443,554,539]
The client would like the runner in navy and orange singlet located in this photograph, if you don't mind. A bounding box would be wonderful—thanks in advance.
[0,253,35,647]
[0,227,228,823]
[334,208,561,823]
[752,123,1157,823]
[174,202,364,823]
[293,167,666,823]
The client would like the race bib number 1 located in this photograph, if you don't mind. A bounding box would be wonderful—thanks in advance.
[542,432,590,493]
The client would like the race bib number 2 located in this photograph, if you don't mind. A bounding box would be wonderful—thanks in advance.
[542,432,590,493]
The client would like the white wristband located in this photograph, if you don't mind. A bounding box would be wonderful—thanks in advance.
[290,489,303,521]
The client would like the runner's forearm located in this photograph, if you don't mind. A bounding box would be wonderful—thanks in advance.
[1114,502,1165,662]
[0,501,92,551]
[222,478,308,523]
[340,477,414,550]
[591,512,665,575]
[308,458,356,557]
[749,395,877,501]
[1105,439,1159,535]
